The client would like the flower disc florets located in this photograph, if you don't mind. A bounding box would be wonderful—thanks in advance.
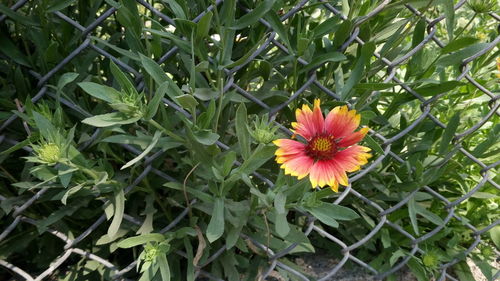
[37,143,61,164]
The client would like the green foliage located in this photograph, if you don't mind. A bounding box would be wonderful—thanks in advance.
[0,0,499,280]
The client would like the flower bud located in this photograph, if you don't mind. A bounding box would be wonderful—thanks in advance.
[37,143,61,164]
[249,113,279,144]
[467,0,496,13]
[144,245,159,262]
[422,250,440,268]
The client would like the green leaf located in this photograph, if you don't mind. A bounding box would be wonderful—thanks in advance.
[196,12,213,41]
[312,202,359,221]
[157,254,171,281]
[235,103,251,160]
[221,151,237,177]
[224,35,267,68]
[274,192,286,214]
[442,0,454,41]
[82,112,141,127]
[441,37,479,54]
[490,225,500,249]
[354,83,397,90]
[139,53,184,102]
[408,197,419,235]
[36,203,81,233]
[306,205,339,228]
[0,3,38,26]
[163,0,186,19]
[231,0,276,29]
[78,82,121,103]
[102,134,180,150]
[57,73,79,90]
[117,233,166,248]
[175,94,198,110]
[341,42,375,101]
[108,188,125,238]
[146,29,192,53]
[47,0,76,12]
[32,112,57,140]
[363,134,384,155]
[312,15,341,39]
[193,88,219,101]
[192,129,219,145]
[206,198,225,243]
[439,112,460,155]
[263,12,292,53]
[92,36,140,61]
[139,53,169,85]
[299,52,347,74]
[436,43,490,67]
[0,33,31,67]
[230,144,275,178]
[145,81,169,120]
[414,204,444,226]
[121,130,162,170]
[413,81,463,97]
[110,60,136,95]
[274,210,290,238]
[407,259,427,281]
[454,261,475,281]
[332,19,352,49]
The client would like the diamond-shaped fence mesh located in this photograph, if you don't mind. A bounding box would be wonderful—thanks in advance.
[0,0,499,280]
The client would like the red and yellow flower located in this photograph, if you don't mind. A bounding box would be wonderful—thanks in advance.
[273,99,371,191]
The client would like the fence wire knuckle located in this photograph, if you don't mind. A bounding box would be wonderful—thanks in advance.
[0,0,499,280]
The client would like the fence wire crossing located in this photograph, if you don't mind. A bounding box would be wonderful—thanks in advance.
[0,0,499,280]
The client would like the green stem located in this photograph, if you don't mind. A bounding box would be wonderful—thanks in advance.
[454,13,477,40]
[148,119,184,142]
[213,76,224,132]
[66,161,100,181]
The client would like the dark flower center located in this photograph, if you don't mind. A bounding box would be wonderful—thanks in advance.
[306,135,338,160]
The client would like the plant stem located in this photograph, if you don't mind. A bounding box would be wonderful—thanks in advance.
[148,119,184,142]
[213,76,224,132]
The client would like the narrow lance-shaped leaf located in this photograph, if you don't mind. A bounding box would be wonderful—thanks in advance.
[231,0,276,30]
[264,12,292,53]
[110,60,137,96]
[341,42,375,101]
[145,81,169,120]
[121,130,162,170]
[117,233,166,248]
[206,197,224,243]
[439,112,460,155]
[196,11,213,41]
[78,82,121,104]
[82,112,141,128]
[157,254,171,281]
[442,0,455,41]
[108,188,125,238]
[274,192,289,237]
[408,197,419,235]
[235,103,251,160]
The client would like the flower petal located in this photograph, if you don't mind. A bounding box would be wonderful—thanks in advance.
[324,106,361,139]
[273,139,307,156]
[309,160,338,189]
[338,127,369,148]
[333,145,372,173]
[274,139,313,179]
[294,99,324,140]
[279,154,314,179]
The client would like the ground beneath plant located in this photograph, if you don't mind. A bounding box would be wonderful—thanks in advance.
[292,254,499,281]
[293,253,417,281]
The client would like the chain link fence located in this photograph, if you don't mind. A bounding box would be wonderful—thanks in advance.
[0,0,499,280]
